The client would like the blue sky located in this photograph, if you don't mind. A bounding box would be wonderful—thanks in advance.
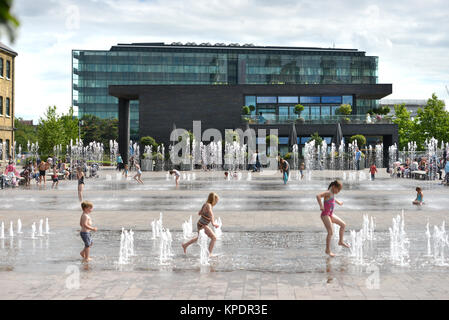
[7,0,449,121]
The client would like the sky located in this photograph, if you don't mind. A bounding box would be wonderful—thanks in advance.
[7,0,449,121]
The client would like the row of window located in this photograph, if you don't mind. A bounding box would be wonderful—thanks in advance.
[246,95,353,106]
[74,52,376,69]
[0,58,11,79]
[256,105,343,118]
[0,97,11,116]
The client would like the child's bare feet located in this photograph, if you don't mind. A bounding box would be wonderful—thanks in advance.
[325,250,336,257]
[80,251,85,258]
[181,243,187,254]
[338,241,351,248]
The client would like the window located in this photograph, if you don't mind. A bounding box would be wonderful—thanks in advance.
[257,96,277,104]
[278,96,298,104]
[0,58,3,77]
[279,137,289,145]
[300,96,320,104]
[302,106,310,117]
[0,139,2,160]
[6,60,10,79]
[310,106,320,119]
[5,98,9,116]
[245,96,256,115]
[301,137,310,144]
[342,95,353,105]
[0,96,2,115]
[321,96,342,104]
[321,106,331,116]
[279,106,289,121]
[331,106,339,115]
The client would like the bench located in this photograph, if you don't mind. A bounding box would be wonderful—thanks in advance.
[411,170,427,180]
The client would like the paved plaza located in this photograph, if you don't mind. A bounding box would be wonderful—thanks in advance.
[0,168,448,300]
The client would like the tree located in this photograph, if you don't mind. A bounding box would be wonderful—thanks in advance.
[61,106,79,144]
[14,118,38,153]
[248,105,256,113]
[415,93,449,145]
[80,114,118,153]
[0,0,19,42]
[140,136,158,150]
[36,106,66,158]
[309,132,323,147]
[241,106,250,115]
[393,104,419,150]
[349,135,367,148]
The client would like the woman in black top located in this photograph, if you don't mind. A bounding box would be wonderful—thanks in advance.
[77,166,85,202]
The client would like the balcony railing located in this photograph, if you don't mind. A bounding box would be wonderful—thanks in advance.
[242,114,393,125]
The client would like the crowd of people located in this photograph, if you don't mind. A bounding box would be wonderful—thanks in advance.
[391,155,449,184]
[0,156,100,189]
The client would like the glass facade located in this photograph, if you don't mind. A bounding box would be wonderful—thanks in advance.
[72,43,378,138]
[246,94,355,120]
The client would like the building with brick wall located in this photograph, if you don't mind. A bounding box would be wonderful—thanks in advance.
[0,42,17,162]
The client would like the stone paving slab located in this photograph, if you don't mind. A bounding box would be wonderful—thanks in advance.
[1,270,449,300]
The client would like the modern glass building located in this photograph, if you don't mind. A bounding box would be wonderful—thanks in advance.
[72,42,379,139]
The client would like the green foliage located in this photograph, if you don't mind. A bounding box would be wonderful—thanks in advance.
[248,105,256,112]
[369,106,391,115]
[349,134,367,147]
[393,104,418,150]
[0,0,19,42]
[242,106,250,115]
[294,104,305,115]
[80,114,118,153]
[37,106,78,158]
[81,115,117,144]
[393,94,449,151]
[415,93,449,145]
[140,136,158,149]
[14,118,38,153]
[284,152,292,160]
[337,104,352,115]
[309,132,323,147]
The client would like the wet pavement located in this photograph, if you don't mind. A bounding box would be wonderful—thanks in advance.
[0,168,448,300]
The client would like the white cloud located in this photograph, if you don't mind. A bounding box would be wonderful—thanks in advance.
[6,0,449,121]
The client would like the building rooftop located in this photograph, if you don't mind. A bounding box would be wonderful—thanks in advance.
[0,42,17,57]
[110,42,366,55]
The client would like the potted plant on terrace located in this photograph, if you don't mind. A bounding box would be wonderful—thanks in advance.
[337,104,352,124]
[294,104,305,124]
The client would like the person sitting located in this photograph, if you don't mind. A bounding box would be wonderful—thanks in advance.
[258,112,266,124]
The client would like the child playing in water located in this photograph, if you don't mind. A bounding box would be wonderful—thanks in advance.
[51,165,59,188]
[279,158,290,184]
[169,169,180,186]
[122,164,129,178]
[316,180,350,257]
[133,163,144,184]
[182,192,220,257]
[370,163,378,181]
[79,201,97,262]
[300,162,305,180]
[413,187,424,205]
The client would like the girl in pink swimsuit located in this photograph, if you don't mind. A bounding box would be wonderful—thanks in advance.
[316,180,350,257]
